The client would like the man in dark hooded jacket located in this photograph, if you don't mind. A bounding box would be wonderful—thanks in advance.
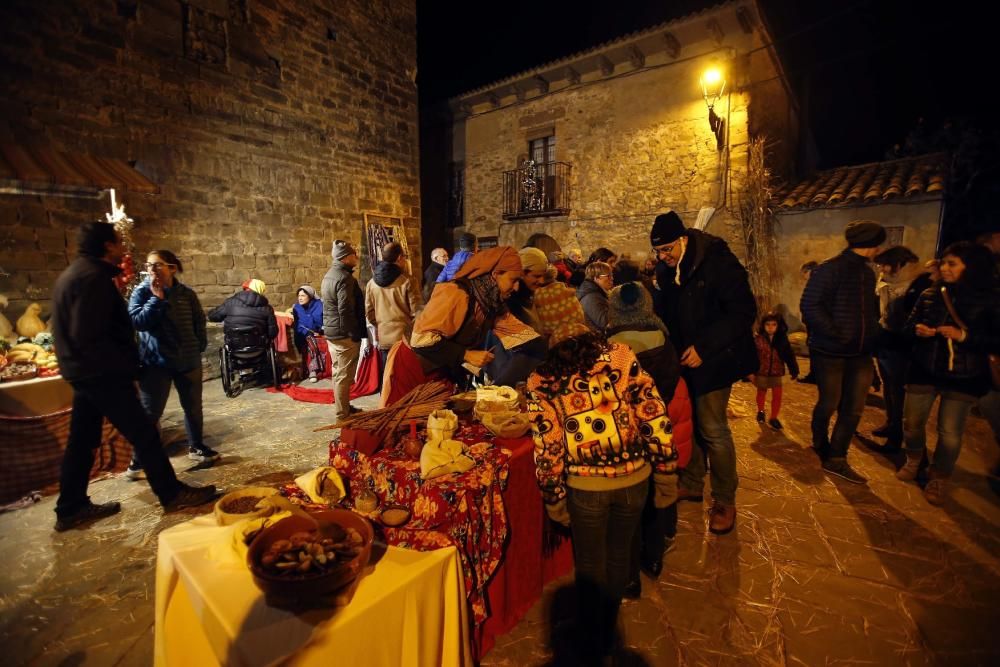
[365,242,423,387]
[651,211,757,536]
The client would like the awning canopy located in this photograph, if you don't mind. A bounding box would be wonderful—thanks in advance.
[0,144,159,197]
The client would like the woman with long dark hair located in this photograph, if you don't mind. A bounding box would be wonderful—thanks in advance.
[527,282,679,662]
[898,241,1000,504]
[128,249,217,479]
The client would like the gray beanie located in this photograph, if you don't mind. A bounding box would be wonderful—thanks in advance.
[608,282,667,332]
[332,239,356,260]
[297,285,317,300]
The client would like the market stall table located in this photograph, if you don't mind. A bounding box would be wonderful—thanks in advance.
[320,423,573,659]
[155,515,472,667]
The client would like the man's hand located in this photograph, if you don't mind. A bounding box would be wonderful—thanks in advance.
[937,325,966,341]
[680,346,702,368]
[464,349,495,367]
[915,323,937,338]
[150,276,165,299]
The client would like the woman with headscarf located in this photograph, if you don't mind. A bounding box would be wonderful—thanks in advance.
[292,285,324,382]
[485,247,551,386]
[379,246,539,406]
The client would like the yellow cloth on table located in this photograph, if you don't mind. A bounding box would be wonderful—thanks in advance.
[420,438,475,480]
[205,511,293,566]
[155,516,472,667]
[294,467,346,504]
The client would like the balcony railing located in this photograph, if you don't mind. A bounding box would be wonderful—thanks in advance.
[502,161,571,220]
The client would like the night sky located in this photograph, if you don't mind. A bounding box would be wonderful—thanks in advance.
[416,0,981,170]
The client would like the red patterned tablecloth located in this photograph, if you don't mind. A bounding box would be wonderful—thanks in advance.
[327,423,511,633]
[285,422,574,660]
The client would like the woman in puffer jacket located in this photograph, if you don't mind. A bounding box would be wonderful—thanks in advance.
[606,281,693,596]
[898,241,1000,505]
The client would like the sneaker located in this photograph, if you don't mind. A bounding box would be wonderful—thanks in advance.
[756,410,765,423]
[55,501,121,532]
[797,374,817,385]
[163,483,219,512]
[923,477,947,506]
[308,375,319,384]
[822,458,868,485]
[708,502,736,535]
[188,445,221,464]
[124,461,146,481]
[768,418,783,430]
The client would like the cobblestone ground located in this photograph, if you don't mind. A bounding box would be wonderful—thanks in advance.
[1,370,997,666]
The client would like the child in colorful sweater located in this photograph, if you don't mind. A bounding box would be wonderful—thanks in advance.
[751,311,799,430]
[527,282,679,662]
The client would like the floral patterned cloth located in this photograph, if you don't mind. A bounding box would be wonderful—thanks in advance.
[283,422,511,631]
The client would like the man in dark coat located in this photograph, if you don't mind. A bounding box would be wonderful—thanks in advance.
[50,222,217,531]
[422,247,448,302]
[651,211,757,535]
[800,221,885,484]
[322,239,366,422]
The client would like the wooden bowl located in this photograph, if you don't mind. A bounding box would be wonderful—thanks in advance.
[247,509,373,603]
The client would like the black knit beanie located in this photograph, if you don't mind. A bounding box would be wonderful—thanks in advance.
[650,211,686,246]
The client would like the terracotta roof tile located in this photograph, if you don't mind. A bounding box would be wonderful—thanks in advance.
[774,153,946,210]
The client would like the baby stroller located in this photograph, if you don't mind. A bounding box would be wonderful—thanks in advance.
[219,324,280,398]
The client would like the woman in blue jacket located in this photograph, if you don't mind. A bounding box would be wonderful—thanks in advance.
[127,250,218,479]
[293,285,325,382]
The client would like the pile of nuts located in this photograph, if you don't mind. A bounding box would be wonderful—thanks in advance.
[258,528,363,576]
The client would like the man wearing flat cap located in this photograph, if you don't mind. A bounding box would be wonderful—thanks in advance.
[322,239,367,422]
[801,220,886,484]
[650,210,758,535]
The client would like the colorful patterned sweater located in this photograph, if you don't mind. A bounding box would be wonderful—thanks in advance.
[526,342,678,504]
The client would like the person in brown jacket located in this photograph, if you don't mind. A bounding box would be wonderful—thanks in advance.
[365,242,423,390]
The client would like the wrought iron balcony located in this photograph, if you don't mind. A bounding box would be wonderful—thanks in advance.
[502,161,571,220]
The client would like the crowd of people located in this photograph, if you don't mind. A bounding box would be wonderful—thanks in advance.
[50,213,999,664]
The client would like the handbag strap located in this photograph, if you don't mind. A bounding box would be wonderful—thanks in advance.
[939,286,968,331]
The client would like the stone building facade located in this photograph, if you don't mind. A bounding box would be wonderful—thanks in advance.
[449,0,800,260]
[0,0,420,330]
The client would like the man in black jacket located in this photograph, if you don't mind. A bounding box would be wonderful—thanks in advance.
[322,240,366,422]
[651,211,757,535]
[50,222,217,531]
[801,221,885,484]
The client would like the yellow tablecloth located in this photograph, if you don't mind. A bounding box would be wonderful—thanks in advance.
[0,374,71,416]
[155,516,472,667]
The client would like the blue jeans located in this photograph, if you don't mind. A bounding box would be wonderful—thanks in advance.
[567,479,648,657]
[876,348,908,439]
[810,353,874,459]
[134,366,204,466]
[903,386,975,476]
[679,386,738,505]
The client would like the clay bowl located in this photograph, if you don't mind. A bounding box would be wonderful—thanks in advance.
[379,504,411,527]
[247,508,374,603]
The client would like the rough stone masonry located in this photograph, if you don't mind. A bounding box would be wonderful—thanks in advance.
[0,0,421,350]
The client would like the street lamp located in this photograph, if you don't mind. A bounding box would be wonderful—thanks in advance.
[700,66,726,150]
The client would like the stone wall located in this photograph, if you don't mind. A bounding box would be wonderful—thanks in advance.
[457,27,793,264]
[774,199,942,327]
[0,0,420,341]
